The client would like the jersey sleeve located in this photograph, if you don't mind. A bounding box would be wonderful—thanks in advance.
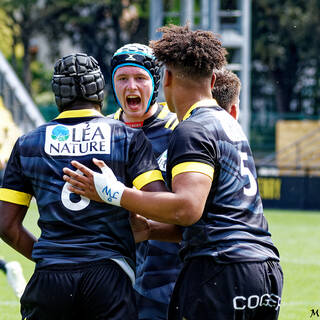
[128,130,163,190]
[167,120,218,183]
[0,139,33,206]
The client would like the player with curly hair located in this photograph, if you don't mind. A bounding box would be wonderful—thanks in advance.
[151,24,227,77]
[63,25,283,320]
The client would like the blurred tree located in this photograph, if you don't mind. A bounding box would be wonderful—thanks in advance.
[252,0,320,115]
[298,0,320,116]
[0,9,17,58]
[0,0,43,94]
[0,0,147,100]
[37,0,147,96]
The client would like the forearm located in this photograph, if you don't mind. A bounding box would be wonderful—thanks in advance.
[1,225,37,261]
[62,160,209,226]
[148,220,182,242]
[0,201,36,261]
[122,188,190,226]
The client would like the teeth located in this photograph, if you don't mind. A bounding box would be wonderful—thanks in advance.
[127,95,139,98]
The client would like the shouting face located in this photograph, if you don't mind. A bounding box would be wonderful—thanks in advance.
[113,66,154,122]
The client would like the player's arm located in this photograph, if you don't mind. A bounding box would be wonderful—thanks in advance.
[63,123,214,226]
[122,169,211,226]
[63,159,212,226]
[130,212,182,243]
[129,181,182,242]
[0,139,37,261]
[63,163,187,235]
[148,220,182,242]
[0,201,37,261]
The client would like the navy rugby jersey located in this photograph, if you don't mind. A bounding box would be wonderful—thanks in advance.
[166,99,280,263]
[110,102,179,160]
[109,103,182,317]
[0,109,163,276]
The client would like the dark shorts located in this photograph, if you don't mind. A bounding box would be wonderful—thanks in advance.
[21,260,138,320]
[168,256,283,320]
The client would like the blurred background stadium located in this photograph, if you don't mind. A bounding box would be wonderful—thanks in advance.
[0,0,319,319]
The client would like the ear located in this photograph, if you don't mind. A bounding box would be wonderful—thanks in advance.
[163,68,172,87]
[211,73,216,89]
[230,104,238,120]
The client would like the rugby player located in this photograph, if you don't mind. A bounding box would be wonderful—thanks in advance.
[63,25,283,320]
[0,53,174,319]
[211,68,241,118]
[108,43,182,320]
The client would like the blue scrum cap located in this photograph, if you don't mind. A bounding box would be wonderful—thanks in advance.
[110,43,161,112]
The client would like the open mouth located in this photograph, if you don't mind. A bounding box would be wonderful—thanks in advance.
[126,95,141,107]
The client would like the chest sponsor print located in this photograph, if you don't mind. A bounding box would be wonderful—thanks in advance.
[45,122,111,156]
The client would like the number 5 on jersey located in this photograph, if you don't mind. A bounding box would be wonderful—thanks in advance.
[239,152,257,197]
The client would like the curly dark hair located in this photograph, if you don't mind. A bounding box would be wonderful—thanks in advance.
[149,24,227,78]
[212,69,241,111]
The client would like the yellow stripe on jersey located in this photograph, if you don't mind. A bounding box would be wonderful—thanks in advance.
[183,99,219,121]
[113,108,122,120]
[55,109,104,119]
[170,119,179,130]
[0,188,32,207]
[172,162,214,180]
[157,103,170,119]
[164,115,176,129]
[133,170,164,190]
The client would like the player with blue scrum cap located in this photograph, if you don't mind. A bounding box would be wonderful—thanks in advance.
[109,43,182,320]
[111,43,160,116]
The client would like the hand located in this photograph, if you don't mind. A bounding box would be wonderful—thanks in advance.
[63,158,125,206]
[63,159,102,202]
[130,212,150,243]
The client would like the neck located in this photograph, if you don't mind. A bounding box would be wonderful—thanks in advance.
[173,86,213,121]
[167,69,213,121]
[61,101,101,113]
[122,103,158,123]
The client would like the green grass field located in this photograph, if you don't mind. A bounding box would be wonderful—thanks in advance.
[1,203,319,319]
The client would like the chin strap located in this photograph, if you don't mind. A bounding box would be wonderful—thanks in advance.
[93,165,125,207]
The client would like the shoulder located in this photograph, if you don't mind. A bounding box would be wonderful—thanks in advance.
[106,108,122,120]
[153,102,178,131]
[169,119,217,158]
[172,119,208,141]
[17,124,47,145]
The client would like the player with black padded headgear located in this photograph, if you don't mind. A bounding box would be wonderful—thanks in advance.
[0,51,165,319]
[52,53,105,112]
[110,43,161,113]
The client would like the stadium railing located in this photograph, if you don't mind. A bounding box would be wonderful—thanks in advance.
[256,125,320,210]
[0,50,44,134]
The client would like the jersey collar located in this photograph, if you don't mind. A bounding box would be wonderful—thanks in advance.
[113,103,164,127]
[182,99,219,121]
[55,109,104,119]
